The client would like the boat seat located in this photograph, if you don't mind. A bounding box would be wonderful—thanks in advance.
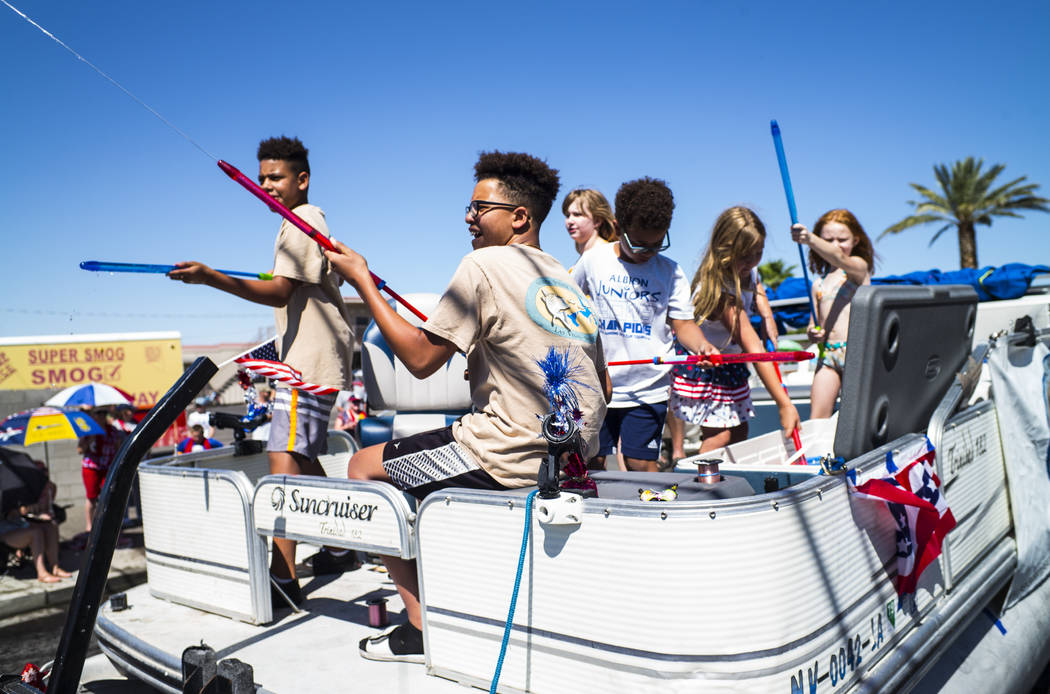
[252,475,417,559]
[359,412,466,449]
[358,294,471,448]
[590,471,754,501]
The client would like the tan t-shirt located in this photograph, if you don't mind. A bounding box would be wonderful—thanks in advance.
[424,245,607,488]
[271,204,354,390]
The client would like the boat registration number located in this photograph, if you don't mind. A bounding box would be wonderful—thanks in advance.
[788,600,897,693]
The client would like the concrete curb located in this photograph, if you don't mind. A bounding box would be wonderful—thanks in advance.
[0,535,147,621]
[0,567,147,621]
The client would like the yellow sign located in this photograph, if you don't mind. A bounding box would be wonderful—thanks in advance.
[0,332,182,408]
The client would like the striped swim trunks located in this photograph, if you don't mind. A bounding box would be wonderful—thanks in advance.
[381,425,508,501]
[268,387,337,459]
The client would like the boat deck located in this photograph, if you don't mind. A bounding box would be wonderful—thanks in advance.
[96,559,479,693]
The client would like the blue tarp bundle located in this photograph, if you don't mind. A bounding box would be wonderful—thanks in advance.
[764,263,1050,330]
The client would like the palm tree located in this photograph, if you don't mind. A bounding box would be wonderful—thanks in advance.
[758,259,796,290]
[881,157,1049,269]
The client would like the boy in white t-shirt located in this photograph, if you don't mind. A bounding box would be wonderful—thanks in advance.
[573,177,717,472]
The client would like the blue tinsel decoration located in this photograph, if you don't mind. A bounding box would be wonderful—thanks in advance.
[535,346,592,434]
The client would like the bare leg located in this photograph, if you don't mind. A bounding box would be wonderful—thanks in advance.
[698,424,748,455]
[41,522,71,577]
[30,527,62,583]
[382,555,422,628]
[85,497,97,534]
[5,525,61,583]
[268,450,327,580]
[810,367,841,420]
[623,456,659,472]
[666,411,685,461]
[586,455,606,471]
[346,445,424,626]
[2,527,44,582]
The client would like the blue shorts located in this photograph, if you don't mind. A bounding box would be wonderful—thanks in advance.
[598,402,668,461]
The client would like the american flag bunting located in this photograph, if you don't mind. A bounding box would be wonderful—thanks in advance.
[231,338,339,395]
[847,436,956,597]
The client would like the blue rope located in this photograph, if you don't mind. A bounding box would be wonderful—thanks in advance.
[490,488,539,694]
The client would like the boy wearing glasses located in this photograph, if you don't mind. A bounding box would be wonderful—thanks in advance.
[325,151,608,663]
[573,177,717,473]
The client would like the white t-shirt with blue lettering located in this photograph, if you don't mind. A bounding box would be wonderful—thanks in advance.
[573,243,693,407]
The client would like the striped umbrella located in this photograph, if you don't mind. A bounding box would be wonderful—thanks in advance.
[44,383,134,408]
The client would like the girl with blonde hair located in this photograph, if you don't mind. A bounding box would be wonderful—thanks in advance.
[791,209,874,418]
[562,188,618,257]
[670,206,799,455]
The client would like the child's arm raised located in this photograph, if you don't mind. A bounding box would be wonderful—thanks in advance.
[790,224,870,286]
[324,242,457,380]
[168,261,300,308]
[725,304,801,439]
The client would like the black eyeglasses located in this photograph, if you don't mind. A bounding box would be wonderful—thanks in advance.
[466,199,521,219]
[620,229,670,253]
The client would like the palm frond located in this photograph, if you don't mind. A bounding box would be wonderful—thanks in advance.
[927,223,954,246]
[974,162,1007,197]
[982,174,1027,203]
[880,214,946,238]
[909,184,949,209]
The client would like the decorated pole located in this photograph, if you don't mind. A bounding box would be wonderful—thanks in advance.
[81,260,272,280]
[607,351,813,367]
[770,121,818,328]
[216,160,429,322]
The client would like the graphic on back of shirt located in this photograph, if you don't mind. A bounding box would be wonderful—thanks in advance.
[526,277,599,343]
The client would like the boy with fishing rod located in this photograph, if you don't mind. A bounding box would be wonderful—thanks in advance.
[572,177,720,473]
[324,150,609,664]
[168,136,359,606]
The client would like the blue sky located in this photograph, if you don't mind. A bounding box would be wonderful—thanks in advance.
[3,0,1048,345]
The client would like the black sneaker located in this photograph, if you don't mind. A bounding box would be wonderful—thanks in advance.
[270,579,304,610]
[359,622,424,664]
[309,549,361,576]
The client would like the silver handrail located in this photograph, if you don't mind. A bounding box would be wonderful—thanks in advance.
[925,340,990,593]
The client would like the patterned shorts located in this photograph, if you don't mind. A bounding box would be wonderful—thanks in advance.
[670,362,754,429]
[382,426,508,501]
[268,387,337,459]
[816,342,847,375]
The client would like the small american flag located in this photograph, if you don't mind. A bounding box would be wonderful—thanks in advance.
[231,338,339,395]
[847,437,956,597]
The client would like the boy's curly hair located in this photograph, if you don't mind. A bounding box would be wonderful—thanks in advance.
[474,151,560,225]
[614,177,674,233]
[257,136,310,175]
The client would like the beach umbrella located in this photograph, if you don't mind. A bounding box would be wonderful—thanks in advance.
[44,382,134,408]
[0,407,105,447]
[0,446,48,516]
